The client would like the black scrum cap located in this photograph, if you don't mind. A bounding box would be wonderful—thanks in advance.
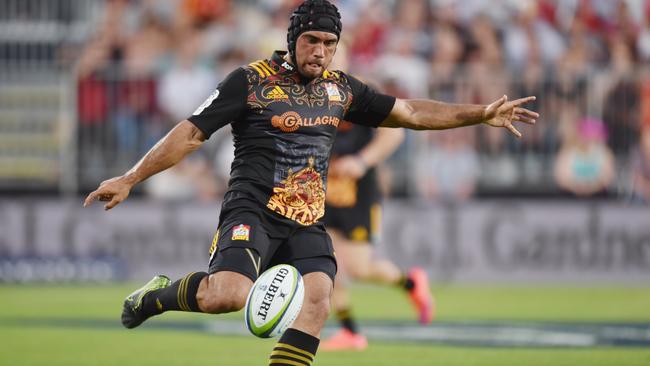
[287,0,342,64]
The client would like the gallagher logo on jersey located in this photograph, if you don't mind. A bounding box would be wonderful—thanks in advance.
[271,111,340,132]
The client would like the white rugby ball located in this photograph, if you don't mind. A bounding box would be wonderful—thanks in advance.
[244,264,304,338]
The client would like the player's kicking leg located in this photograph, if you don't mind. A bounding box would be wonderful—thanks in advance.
[121,269,252,329]
[121,237,265,328]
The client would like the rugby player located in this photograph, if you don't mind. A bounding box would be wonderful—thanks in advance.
[84,1,538,364]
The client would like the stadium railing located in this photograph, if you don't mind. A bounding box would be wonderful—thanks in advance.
[0,0,99,194]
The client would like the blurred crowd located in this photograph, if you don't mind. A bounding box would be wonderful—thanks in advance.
[72,0,650,203]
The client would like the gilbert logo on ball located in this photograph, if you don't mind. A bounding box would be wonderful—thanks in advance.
[244,264,304,338]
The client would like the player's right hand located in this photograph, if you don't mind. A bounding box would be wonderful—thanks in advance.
[83,176,134,210]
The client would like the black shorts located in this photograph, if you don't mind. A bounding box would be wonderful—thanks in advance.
[323,169,381,244]
[208,193,337,282]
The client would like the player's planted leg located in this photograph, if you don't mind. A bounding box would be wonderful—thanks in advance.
[268,272,332,366]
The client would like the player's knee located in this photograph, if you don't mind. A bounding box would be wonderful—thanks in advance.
[197,276,251,313]
[303,291,331,321]
[199,290,248,313]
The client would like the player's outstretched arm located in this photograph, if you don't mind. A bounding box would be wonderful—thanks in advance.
[83,120,206,210]
[380,95,538,138]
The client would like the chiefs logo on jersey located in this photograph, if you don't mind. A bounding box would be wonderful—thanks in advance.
[267,157,325,225]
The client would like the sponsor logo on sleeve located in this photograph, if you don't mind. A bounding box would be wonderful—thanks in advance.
[232,224,251,241]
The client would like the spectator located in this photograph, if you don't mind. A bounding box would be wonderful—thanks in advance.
[75,26,123,182]
[601,34,639,155]
[112,12,170,164]
[180,0,230,28]
[373,31,430,98]
[145,154,219,202]
[416,129,479,202]
[347,1,390,69]
[157,28,216,123]
[429,24,463,103]
[630,126,650,203]
[554,117,616,197]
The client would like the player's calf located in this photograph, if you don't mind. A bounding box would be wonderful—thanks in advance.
[290,272,332,335]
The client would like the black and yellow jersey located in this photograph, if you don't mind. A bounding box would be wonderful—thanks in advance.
[188,51,395,226]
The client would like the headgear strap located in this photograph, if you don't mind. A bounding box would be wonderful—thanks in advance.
[287,0,342,65]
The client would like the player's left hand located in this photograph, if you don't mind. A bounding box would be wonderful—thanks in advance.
[483,95,539,138]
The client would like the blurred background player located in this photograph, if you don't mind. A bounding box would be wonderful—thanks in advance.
[322,120,435,351]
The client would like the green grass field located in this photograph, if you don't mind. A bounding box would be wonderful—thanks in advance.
[1,284,649,365]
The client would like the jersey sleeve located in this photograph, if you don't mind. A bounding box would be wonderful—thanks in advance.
[187,68,248,138]
[344,74,396,127]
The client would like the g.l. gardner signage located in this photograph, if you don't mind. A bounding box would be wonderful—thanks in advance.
[1,199,648,283]
[380,201,650,283]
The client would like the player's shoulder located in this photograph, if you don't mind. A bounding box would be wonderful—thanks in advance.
[323,69,349,83]
[324,70,366,91]
[243,59,278,84]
